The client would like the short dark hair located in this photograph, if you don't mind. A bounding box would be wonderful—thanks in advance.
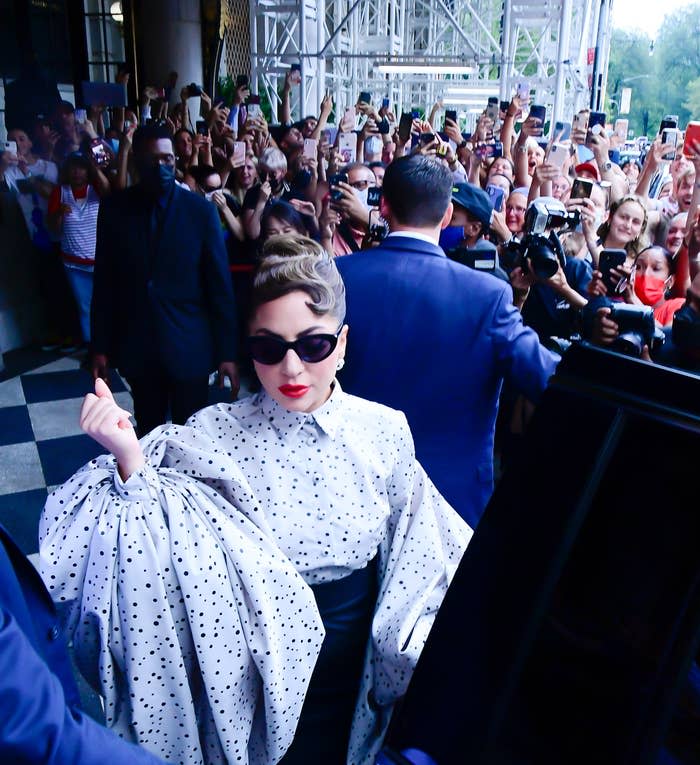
[382,155,453,226]
[132,124,172,155]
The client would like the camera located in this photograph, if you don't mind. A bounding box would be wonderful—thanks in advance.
[608,303,665,357]
[501,198,579,279]
[187,83,202,97]
[367,219,389,243]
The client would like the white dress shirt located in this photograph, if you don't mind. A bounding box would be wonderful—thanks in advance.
[40,385,471,765]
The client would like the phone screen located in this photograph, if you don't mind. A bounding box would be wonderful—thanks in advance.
[571,178,593,199]
[399,112,413,142]
[600,249,627,294]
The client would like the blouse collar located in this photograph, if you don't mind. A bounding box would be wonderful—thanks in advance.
[258,381,344,440]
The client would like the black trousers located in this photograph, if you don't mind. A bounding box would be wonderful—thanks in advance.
[125,370,209,437]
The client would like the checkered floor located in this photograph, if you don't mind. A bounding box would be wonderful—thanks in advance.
[0,352,127,557]
[0,348,248,558]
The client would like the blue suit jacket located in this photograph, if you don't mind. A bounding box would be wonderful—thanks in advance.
[336,235,558,528]
[0,524,165,764]
[92,184,238,380]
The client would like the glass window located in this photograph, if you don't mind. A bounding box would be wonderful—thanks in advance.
[84,0,126,83]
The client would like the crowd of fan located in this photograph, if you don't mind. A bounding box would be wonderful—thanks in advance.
[1,68,700,371]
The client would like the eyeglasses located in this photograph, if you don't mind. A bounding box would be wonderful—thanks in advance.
[349,179,372,190]
[247,327,343,365]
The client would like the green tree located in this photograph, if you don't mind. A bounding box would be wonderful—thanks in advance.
[653,4,700,126]
[605,29,658,137]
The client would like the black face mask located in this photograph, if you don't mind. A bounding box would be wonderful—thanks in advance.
[139,163,175,197]
[672,303,700,352]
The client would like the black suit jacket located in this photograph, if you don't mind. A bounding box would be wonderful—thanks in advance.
[92,184,238,380]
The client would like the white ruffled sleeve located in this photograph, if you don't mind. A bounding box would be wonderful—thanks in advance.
[39,424,324,765]
[348,412,472,765]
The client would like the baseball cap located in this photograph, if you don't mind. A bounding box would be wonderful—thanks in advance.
[451,183,493,226]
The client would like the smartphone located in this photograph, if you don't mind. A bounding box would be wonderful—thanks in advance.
[187,83,202,97]
[329,172,348,202]
[516,82,530,100]
[399,112,413,143]
[236,74,249,88]
[367,186,382,207]
[599,248,627,295]
[231,141,246,167]
[90,140,109,166]
[123,119,132,132]
[303,137,317,158]
[661,128,679,160]
[659,115,678,134]
[529,104,546,126]
[548,142,568,169]
[411,109,420,119]
[358,91,372,105]
[75,108,87,124]
[500,100,510,115]
[573,111,588,133]
[614,118,628,140]
[588,111,606,141]
[571,177,593,199]
[338,132,356,162]
[2,140,17,155]
[475,142,503,160]
[445,109,457,126]
[246,94,261,119]
[485,184,505,212]
[377,118,391,135]
[554,120,572,141]
[486,97,499,122]
[290,63,302,84]
[382,97,390,109]
[683,121,700,156]
[419,132,436,145]
[195,119,209,136]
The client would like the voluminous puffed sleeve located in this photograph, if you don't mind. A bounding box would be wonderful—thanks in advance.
[39,425,324,765]
[348,411,473,765]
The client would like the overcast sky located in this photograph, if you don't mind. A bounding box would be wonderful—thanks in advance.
[611,0,696,39]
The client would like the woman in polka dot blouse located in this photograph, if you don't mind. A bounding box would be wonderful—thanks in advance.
[39,236,472,765]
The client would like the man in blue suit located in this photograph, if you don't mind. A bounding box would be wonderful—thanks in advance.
[336,156,557,528]
[0,523,167,763]
[91,125,239,435]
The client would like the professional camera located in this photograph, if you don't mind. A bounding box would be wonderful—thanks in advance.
[608,303,665,357]
[501,198,580,279]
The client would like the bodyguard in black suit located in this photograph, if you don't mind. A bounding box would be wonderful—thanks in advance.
[91,125,239,435]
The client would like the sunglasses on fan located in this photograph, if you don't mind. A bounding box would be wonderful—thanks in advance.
[247,326,343,365]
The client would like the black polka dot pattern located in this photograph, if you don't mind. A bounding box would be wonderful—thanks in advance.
[39,384,471,765]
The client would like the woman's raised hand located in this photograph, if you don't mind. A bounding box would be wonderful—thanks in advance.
[80,378,145,481]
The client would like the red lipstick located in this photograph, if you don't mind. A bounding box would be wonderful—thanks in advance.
[279,384,309,398]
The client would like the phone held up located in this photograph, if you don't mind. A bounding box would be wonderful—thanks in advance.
[599,248,628,295]
[571,177,593,200]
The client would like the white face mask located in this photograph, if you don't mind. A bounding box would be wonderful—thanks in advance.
[354,187,370,208]
[364,136,383,155]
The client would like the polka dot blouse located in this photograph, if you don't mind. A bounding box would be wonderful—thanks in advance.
[40,384,471,765]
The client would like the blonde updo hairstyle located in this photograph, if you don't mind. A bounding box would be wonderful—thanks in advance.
[252,234,346,324]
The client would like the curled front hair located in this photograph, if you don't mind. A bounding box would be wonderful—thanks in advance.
[597,194,649,257]
[252,235,346,323]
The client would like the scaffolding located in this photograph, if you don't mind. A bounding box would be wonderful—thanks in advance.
[232,0,611,128]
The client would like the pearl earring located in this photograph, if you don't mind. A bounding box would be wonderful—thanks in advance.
[336,357,345,371]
